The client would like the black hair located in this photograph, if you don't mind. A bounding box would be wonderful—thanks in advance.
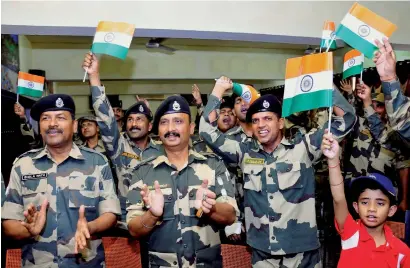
[351,179,396,206]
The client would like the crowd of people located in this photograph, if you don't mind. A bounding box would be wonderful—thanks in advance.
[1,39,409,267]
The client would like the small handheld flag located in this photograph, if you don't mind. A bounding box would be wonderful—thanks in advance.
[336,2,397,58]
[17,72,45,98]
[320,21,337,51]
[343,49,364,79]
[283,53,333,118]
[231,83,259,104]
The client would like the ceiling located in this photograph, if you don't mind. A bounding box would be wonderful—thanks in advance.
[25,35,310,50]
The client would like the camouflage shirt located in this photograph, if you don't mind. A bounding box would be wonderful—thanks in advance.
[381,79,410,140]
[126,150,238,268]
[80,139,106,154]
[199,89,356,255]
[1,143,121,268]
[90,85,164,226]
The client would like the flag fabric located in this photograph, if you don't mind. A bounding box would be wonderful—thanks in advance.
[335,2,397,59]
[91,21,135,60]
[283,53,333,118]
[343,49,364,79]
[17,72,45,98]
[320,21,337,50]
[231,83,259,104]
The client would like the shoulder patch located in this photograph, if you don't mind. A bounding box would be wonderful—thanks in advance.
[13,148,43,165]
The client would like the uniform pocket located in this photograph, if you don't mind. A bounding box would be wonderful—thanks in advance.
[276,161,302,190]
[162,188,176,221]
[243,164,263,192]
[21,178,48,208]
[148,251,179,267]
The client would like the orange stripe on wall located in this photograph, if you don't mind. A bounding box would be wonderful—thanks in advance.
[18,72,45,84]
[96,21,135,36]
[348,2,397,36]
[285,52,333,79]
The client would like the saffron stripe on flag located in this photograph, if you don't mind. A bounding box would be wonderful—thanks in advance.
[336,24,377,58]
[18,72,44,84]
[343,65,363,79]
[348,3,397,36]
[282,90,332,118]
[344,50,362,61]
[93,31,133,48]
[91,43,129,60]
[96,21,135,36]
[285,52,333,79]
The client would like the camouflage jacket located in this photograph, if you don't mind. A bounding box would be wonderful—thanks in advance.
[90,85,164,226]
[79,139,106,154]
[1,143,121,268]
[126,150,238,268]
[381,79,410,141]
[199,89,356,255]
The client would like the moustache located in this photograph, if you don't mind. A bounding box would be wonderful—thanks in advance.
[46,128,63,134]
[164,132,180,138]
[129,127,141,131]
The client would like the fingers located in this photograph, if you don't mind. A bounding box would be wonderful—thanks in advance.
[375,39,386,53]
[201,179,209,189]
[205,197,216,206]
[78,205,85,220]
[82,225,91,239]
[382,38,393,54]
[40,199,48,214]
[154,181,162,194]
[204,190,216,199]
[202,201,213,210]
[140,184,149,198]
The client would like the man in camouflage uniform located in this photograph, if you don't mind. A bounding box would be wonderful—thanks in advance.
[76,115,106,153]
[82,53,164,228]
[374,39,410,141]
[127,95,238,268]
[199,77,356,267]
[2,94,120,268]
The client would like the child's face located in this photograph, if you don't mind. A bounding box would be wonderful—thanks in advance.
[353,189,397,228]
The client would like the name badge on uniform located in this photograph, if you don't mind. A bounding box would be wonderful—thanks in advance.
[244,158,265,165]
[21,173,47,181]
[121,152,140,160]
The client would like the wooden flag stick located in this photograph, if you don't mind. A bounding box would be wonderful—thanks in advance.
[351,77,357,91]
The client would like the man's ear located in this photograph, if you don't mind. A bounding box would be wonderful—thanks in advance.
[148,122,153,132]
[190,122,195,135]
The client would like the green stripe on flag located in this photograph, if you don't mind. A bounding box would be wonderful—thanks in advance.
[320,40,337,49]
[343,64,363,79]
[282,90,332,118]
[336,25,377,59]
[92,43,129,60]
[17,86,43,98]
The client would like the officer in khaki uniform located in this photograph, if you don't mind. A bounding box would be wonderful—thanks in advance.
[126,95,238,268]
[82,53,164,228]
[2,94,121,268]
[199,77,356,267]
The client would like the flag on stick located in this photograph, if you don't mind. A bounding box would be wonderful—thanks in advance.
[17,72,45,98]
[320,21,337,51]
[343,49,364,79]
[283,53,333,118]
[336,2,397,58]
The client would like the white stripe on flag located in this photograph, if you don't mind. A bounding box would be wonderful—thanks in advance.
[17,79,44,91]
[342,13,387,46]
[284,70,333,99]
[322,30,333,39]
[93,31,133,48]
[343,55,363,72]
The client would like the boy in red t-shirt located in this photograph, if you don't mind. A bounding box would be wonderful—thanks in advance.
[322,130,409,268]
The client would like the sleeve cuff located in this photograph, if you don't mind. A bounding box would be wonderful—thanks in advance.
[99,199,121,216]
[225,222,242,236]
[1,202,24,221]
[203,94,222,122]
[381,79,400,97]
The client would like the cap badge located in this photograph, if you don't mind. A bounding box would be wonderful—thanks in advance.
[263,100,270,109]
[173,101,181,111]
[139,105,144,112]
[56,98,64,108]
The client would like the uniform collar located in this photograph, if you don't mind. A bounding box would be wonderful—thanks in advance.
[124,134,160,151]
[32,143,85,160]
[152,149,206,169]
[82,139,105,150]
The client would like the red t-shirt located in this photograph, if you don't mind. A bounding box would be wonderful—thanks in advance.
[335,214,410,268]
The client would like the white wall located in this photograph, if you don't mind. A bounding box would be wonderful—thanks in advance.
[18,35,32,72]
[3,1,410,45]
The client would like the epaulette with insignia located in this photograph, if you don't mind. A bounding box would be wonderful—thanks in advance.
[133,156,157,169]
[13,148,43,165]
[199,151,222,160]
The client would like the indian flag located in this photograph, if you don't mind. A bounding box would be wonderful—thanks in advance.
[343,49,364,79]
[336,3,397,59]
[283,53,333,118]
[320,21,337,50]
[91,21,135,60]
[17,72,45,98]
